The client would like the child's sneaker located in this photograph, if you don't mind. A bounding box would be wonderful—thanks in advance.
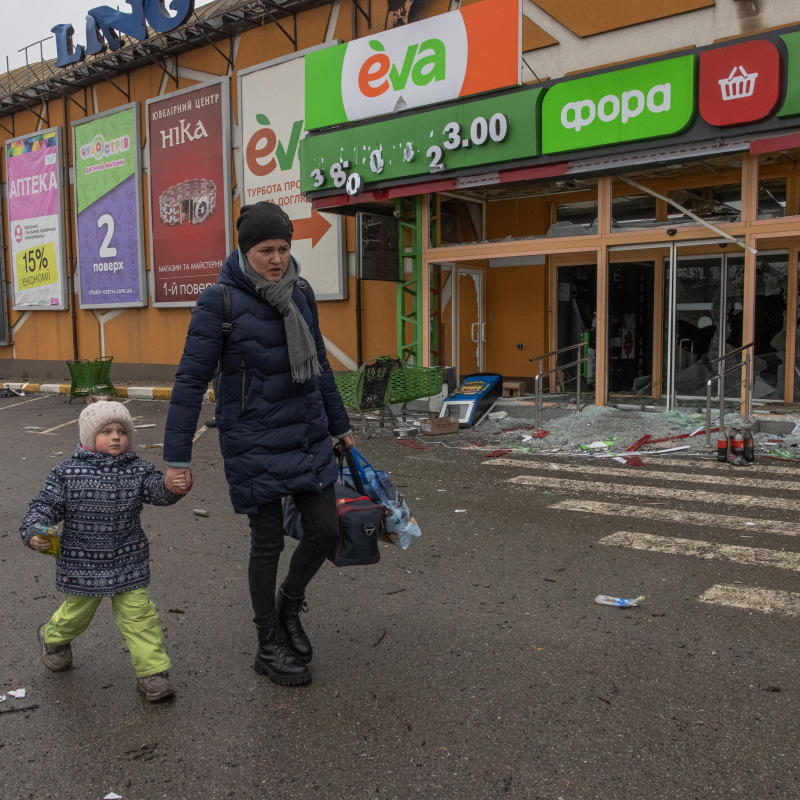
[37,623,72,671]
[136,672,175,702]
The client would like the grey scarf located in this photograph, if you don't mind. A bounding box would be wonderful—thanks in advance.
[241,251,321,383]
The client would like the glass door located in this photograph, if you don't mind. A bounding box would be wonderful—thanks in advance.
[456,268,484,380]
[556,265,597,391]
[666,249,744,402]
[607,260,655,398]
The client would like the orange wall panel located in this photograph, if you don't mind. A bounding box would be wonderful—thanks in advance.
[13,312,75,361]
[486,266,548,379]
[103,306,193,366]
[531,0,713,38]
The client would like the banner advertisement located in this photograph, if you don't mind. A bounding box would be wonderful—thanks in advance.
[73,103,146,308]
[147,78,231,307]
[0,218,8,344]
[5,128,67,310]
[240,50,345,300]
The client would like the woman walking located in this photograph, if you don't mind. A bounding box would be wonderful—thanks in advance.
[164,202,354,686]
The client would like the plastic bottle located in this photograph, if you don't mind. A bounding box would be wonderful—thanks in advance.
[743,427,755,464]
[728,428,745,465]
[716,428,729,462]
[595,594,645,607]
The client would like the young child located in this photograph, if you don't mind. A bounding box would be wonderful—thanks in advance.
[20,399,189,702]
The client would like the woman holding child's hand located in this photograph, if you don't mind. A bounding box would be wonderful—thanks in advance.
[164,201,353,688]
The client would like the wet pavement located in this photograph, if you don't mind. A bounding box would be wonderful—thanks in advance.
[2,392,800,799]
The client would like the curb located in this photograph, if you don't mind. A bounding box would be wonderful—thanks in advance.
[0,382,209,402]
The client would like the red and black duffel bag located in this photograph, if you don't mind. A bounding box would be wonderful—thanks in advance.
[283,482,384,567]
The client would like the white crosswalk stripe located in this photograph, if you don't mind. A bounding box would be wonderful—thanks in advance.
[599,531,800,571]
[498,456,800,615]
[698,584,800,616]
[508,474,799,511]
[486,458,800,492]
[549,500,800,537]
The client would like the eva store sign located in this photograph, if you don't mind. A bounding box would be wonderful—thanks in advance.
[304,0,520,130]
[52,0,194,68]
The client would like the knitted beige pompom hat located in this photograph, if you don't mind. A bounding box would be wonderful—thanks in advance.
[78,400,134,451]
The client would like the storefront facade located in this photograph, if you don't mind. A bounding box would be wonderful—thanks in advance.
[2,0,800,408]
[301,1,800,408]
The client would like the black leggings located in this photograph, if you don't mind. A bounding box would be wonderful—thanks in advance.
[247,484,338,628]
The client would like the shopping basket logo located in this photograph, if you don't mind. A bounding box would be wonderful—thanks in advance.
[719,66,758,101]
[700,40,780,126]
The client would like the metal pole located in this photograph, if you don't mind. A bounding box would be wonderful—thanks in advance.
[719,358,726,435]
[534,373,541,431]
[705,378,714,447]
[666,241,676,410]
[745,352,752,422]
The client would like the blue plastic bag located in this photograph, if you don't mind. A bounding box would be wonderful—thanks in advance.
[340,447,421,550]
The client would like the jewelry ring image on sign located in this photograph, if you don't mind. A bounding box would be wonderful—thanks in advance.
[159,179,217,226]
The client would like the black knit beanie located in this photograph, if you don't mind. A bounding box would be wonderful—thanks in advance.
[236,202,294,253]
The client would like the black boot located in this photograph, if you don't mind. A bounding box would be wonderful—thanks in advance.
[253,625,311,686]
[276,585,313,663]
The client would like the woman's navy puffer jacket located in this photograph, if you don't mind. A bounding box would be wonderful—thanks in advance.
[164,251,351,514]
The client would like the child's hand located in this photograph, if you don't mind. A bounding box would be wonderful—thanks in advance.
[165,467,192,495]
[29,535,52,552]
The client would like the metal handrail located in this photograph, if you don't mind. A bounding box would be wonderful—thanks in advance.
[704,341,754,446]
[529,341,586,366]
[532,351,588,431]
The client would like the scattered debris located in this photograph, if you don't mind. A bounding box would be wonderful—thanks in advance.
[134,424,156,429]
[396,437,428,450]
[373,629,387,647]
[484,449,512,458]
[0,703,39,714]
[595,594,645,607]
[193,509,209,517]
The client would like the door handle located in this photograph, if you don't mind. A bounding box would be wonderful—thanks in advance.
[481,323,486,342]
[471,322,479,342]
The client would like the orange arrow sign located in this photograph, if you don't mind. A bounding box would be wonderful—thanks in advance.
[292,210,332,247]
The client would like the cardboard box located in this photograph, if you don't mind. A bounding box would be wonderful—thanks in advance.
[419,416,460,435]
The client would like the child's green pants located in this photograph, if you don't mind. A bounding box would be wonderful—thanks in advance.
[43,588,171,678]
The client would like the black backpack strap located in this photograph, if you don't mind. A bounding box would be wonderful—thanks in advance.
[220,283,232,346]
[297,278,312,306]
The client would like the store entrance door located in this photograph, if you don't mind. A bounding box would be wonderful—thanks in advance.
[666,248,744,402]
[555,264,597,391]
[456,267,484,380]
[607,259,656,398]
[426,263,484,381]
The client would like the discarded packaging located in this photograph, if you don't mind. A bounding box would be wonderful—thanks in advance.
[419,417,459,435]
[393,427,418,438]
[487,410,508,420]
[595,594,645,608]
[193,509,209,517]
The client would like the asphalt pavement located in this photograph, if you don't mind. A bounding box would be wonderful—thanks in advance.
[1,393,799,799]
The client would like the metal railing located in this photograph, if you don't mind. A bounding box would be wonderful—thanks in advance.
[530,342,589,431]
[704,341,754,446]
